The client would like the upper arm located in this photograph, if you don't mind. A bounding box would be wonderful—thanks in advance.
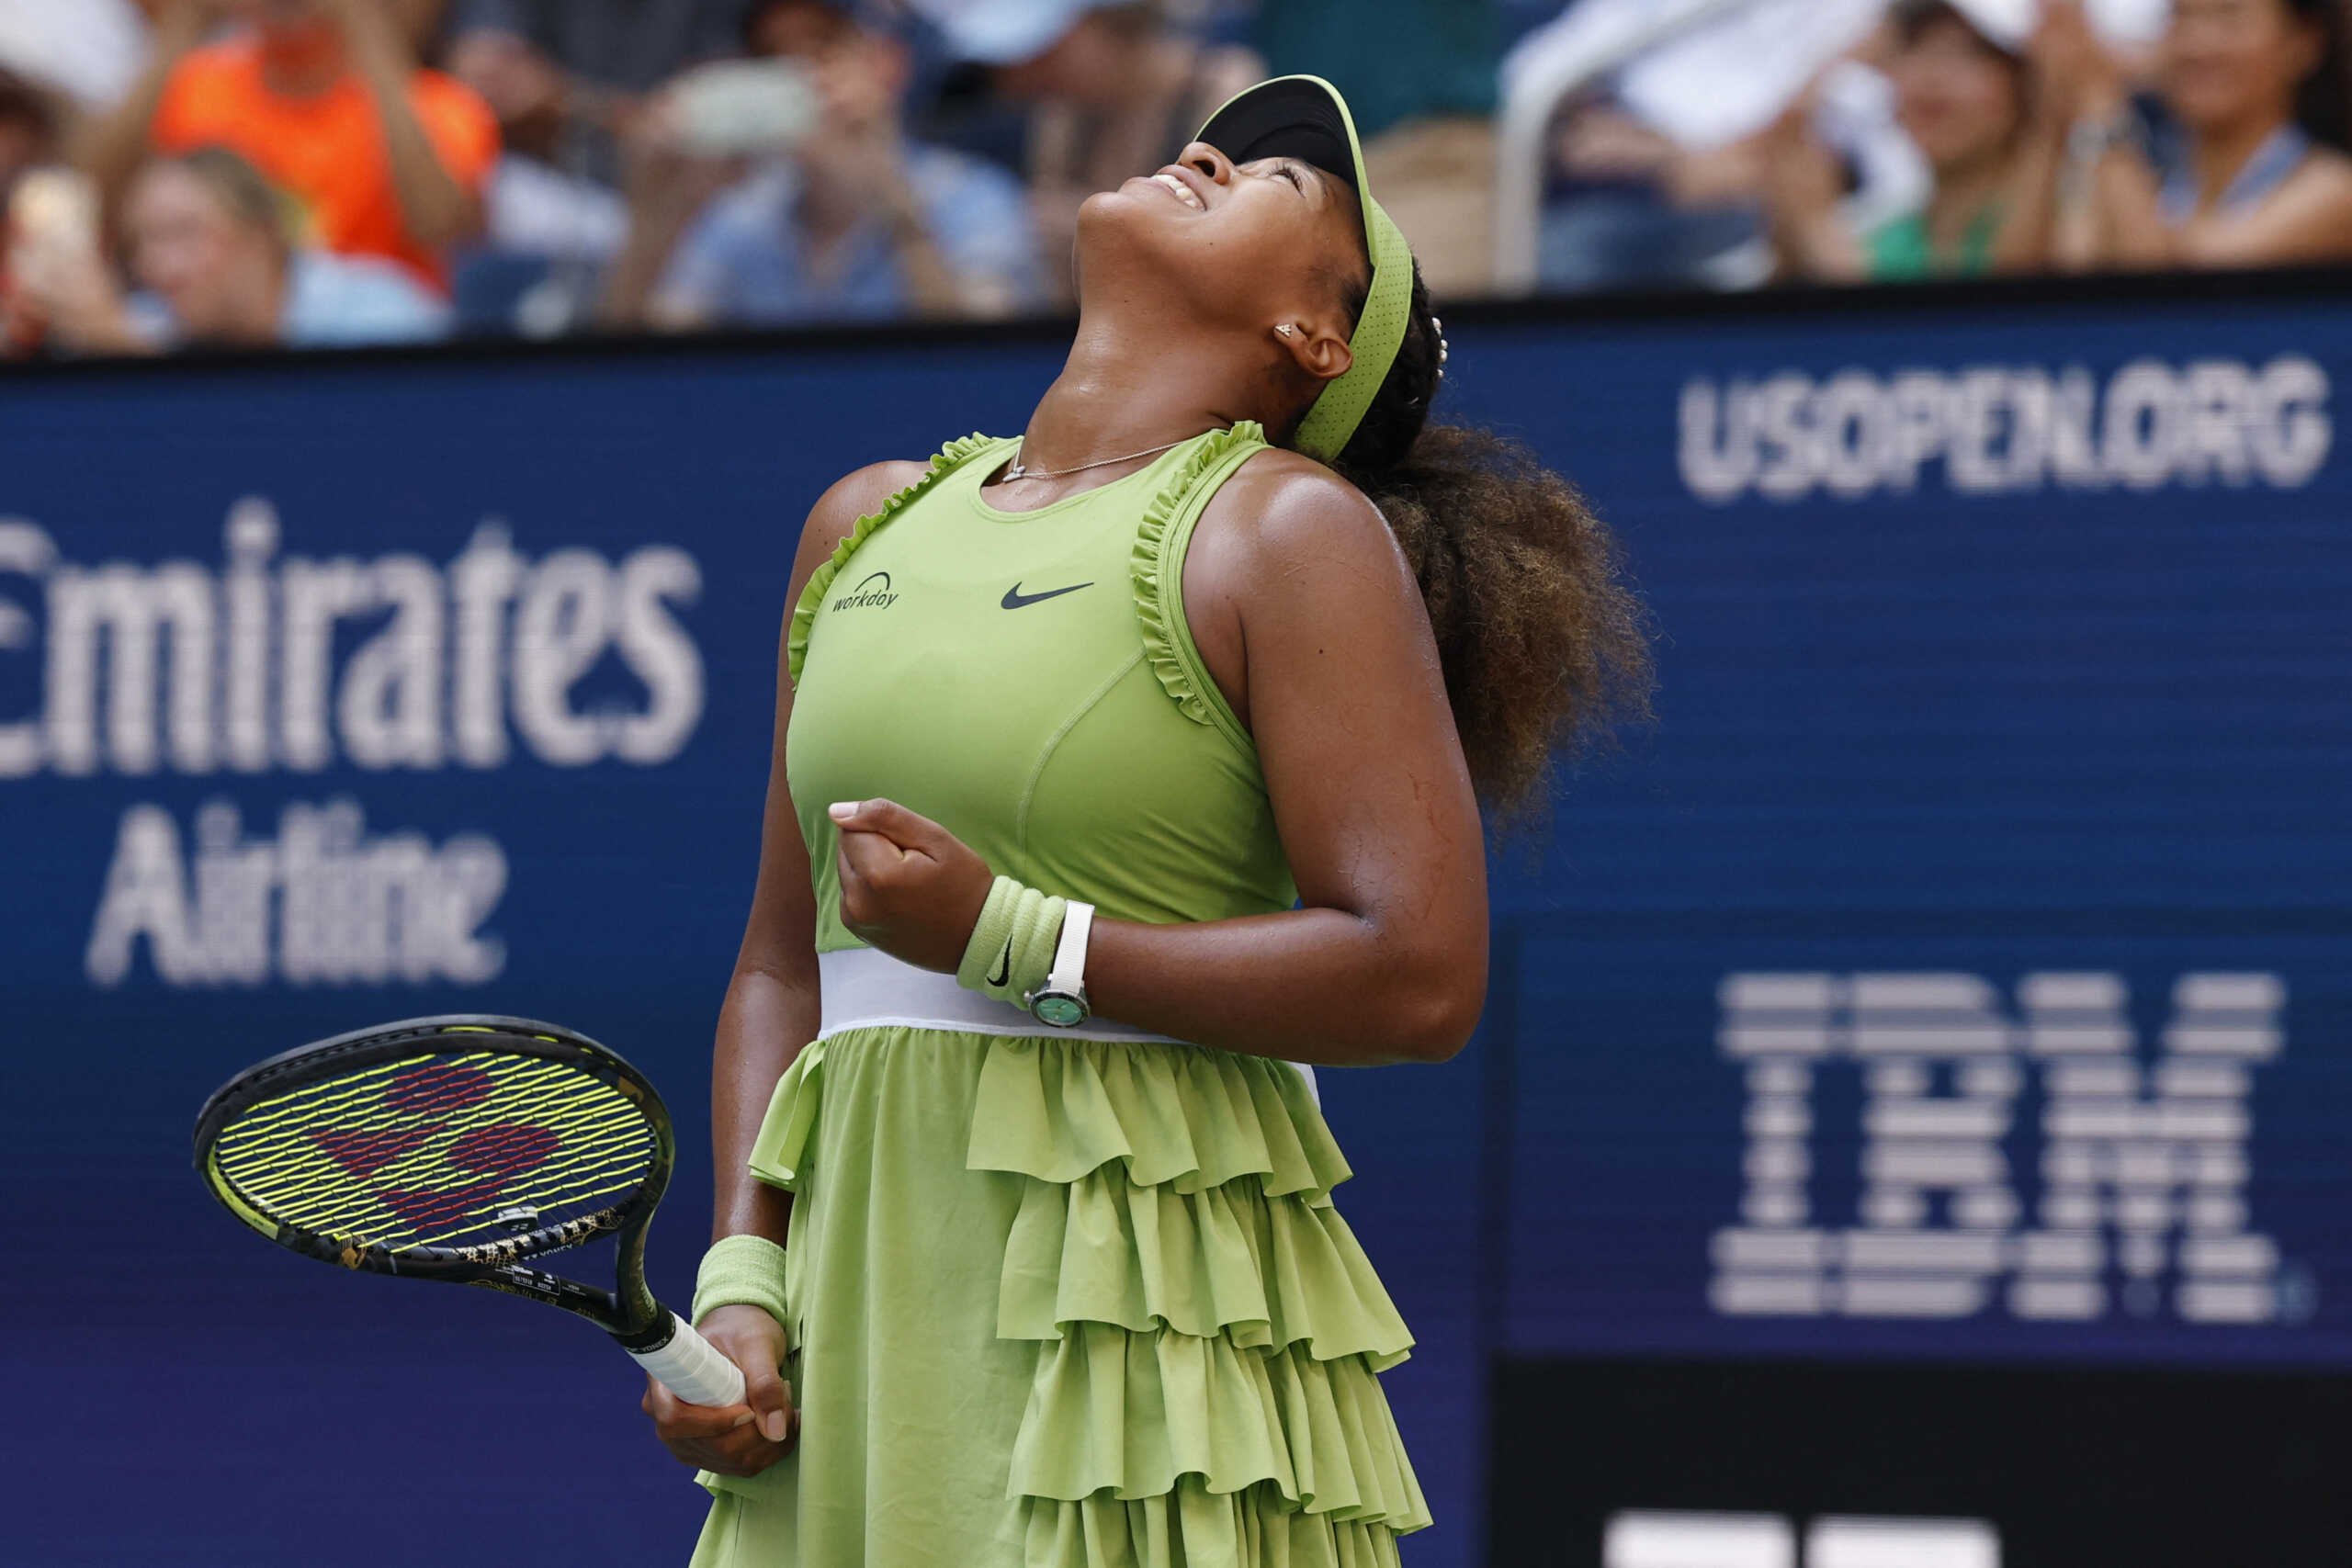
[1189,462,1487,964]
[2177,156,2352,267]
[417,75,503,191]
[735,460,927,976]
[147,58,209,151]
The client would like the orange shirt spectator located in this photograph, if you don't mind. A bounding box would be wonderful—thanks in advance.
[152,34,495,290]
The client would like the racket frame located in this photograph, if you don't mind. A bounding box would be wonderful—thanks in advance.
[193,1015,680,1355]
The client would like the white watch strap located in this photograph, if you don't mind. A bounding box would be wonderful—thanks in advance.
[1046,901,1093,996]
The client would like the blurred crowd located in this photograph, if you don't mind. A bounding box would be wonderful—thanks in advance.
[2,0,2349,357]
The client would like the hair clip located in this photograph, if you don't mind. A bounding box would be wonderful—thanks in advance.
[1430,314,1449,380]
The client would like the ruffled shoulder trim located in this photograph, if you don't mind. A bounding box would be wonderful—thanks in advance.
[786,434,1003,685]
[1131,422,1269,731]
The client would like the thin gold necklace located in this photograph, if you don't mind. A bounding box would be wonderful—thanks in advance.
[1000,431,1207,482]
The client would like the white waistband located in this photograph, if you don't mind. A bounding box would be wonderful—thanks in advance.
[815,947,1317,1102]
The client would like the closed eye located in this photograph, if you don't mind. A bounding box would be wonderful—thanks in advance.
[1277,163,1306,190]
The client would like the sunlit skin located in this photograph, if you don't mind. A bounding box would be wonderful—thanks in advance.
[123,162,286,344]
[642,141,1487,1475]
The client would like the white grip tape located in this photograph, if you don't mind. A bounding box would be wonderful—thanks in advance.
[627,1312,748,1407]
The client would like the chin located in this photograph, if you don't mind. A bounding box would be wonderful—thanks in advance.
[2167,86,2240,130]
[1072,184,1172,265]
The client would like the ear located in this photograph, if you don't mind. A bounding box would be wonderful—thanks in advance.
[1273,318,1354,387]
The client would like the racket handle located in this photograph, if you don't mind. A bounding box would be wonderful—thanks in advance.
[627,1311,749,1407]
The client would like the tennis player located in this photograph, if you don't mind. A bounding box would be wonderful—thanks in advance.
[645,75,1653,1565]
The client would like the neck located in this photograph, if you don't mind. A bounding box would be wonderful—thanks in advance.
[2194,107,2296,204]
[1017,310,1262,476]
[216,252,290,344]
[1926,147,2010,242]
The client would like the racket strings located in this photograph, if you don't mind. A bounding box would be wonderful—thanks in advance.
[210,1050,658,1253]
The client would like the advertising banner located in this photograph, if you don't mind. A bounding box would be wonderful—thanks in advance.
[6,284,2349,1567]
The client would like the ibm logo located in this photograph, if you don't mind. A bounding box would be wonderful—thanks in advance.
[1713,972,2290,1325]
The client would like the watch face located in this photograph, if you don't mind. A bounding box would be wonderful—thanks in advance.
[1033,993,1086,1028]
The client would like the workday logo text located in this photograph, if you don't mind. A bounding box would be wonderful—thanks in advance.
[1713,971,2297,1326]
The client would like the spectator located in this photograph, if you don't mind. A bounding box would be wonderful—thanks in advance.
[443,0,743,190]
[24,145,448,352]
[609,0,1043,328]
[925,0,1259,305]
[1767,0,2052,282]
[450,0,742,106]
[1521,0,1905,294]
[79,0,498,292]
[443,24,631,333]
[2041,0,2352,267]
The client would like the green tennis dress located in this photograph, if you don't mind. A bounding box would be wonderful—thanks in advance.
[686,424,1430,1567]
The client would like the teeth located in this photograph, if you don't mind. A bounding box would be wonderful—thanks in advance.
[1154,173,1203,210]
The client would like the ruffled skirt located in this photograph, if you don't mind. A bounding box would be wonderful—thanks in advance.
[688,1025,1430,1567]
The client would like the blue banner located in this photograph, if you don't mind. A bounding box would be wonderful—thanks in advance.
[1462,299,2352,1375]
[6,288,2349,1566]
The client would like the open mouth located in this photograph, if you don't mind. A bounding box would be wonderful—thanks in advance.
[1150,171,1206,211]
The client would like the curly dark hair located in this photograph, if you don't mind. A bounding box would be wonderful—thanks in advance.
[1306,262,1656,821]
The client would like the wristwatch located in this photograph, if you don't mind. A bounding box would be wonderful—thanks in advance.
[1025,901,1094,1028]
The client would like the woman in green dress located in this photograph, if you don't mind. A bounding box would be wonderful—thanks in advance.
[641,76,1653,1566]
[1769,1,2043,284]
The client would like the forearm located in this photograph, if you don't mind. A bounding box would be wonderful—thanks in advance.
[345,9,482,249]
[2087,148,2173,268]
[1994,115,2068,273]
[1764,199,1863,283]
[600,202,698,327]
[74,15,199,213]
[1083,905,1483,1067]
[891,225,964,318]
[710,960,819,1241]
[875,182,962,318]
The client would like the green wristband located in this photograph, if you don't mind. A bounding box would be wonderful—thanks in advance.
[692,1233,789,1330]
[956,874,1023,992]
[954,874,1067,1007]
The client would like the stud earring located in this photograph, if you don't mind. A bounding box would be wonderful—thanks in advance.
[1274,324,1297,339]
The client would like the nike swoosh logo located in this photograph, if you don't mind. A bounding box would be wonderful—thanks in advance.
[1001,581,1092,610]
[989,942,1012,987]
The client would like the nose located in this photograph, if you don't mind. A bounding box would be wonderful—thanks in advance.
[1175,141,1237,186]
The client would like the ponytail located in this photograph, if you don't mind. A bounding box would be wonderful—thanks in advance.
[1322,266,1657,818]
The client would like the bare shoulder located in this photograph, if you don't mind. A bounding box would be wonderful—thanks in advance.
[2290,147,2352,208]
[795,459,931,574]
[1193,448,1408,583]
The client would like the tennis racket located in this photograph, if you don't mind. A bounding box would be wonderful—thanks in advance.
[192,1013,746,1408]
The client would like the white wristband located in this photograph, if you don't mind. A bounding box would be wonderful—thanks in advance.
[1046,900,1093,996]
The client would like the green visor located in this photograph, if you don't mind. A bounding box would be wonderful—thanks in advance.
[1196,75,1414,465]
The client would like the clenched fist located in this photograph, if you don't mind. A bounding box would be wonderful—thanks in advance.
[827,798,994,972]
